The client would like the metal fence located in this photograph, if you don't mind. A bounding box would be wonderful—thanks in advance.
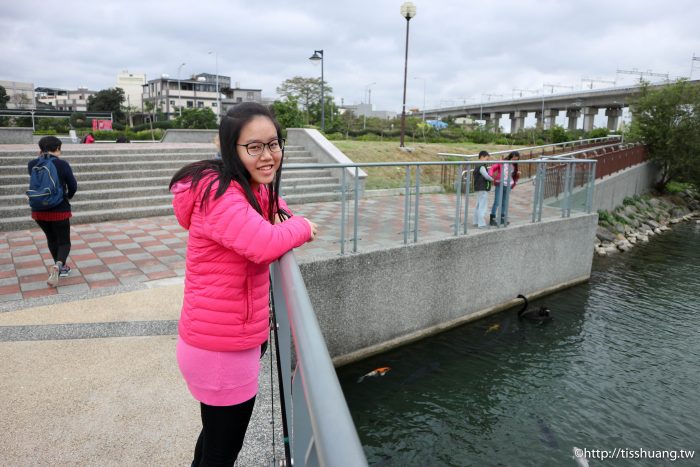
[271,253,368,467]
[438,135,622,183]
[285,157,597,255]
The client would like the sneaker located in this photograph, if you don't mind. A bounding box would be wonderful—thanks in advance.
[59,265,71,277]
[47,264,60,287]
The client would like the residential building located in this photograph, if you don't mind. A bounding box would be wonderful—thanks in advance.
[340,102,397,120]
[0,80,36,109]
[35,87,97,112]
[142,73,262,120]
[116,70,146,110]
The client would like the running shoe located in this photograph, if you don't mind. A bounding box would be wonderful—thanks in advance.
[47,264,60,287]
[59,265,71,277]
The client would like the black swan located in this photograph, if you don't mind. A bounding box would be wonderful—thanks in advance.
[517,294,552,321]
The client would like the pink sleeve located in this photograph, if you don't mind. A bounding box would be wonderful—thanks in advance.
[205,188,311,264]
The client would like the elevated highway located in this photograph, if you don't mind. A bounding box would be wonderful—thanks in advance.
[424,79,700,133]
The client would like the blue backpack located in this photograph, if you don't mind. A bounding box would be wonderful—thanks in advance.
[27,154,64,210]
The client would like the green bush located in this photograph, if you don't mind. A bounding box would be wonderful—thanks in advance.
[33,129,57,135]
[666,181,693,194]
[357,133,382,141]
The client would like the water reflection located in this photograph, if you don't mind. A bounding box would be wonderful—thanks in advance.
[338,222,700,466]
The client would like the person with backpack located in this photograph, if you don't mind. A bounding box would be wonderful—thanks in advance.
[27,136,78,287]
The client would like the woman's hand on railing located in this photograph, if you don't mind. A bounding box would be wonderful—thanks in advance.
[304,218,318,241]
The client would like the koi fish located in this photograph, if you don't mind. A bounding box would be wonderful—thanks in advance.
[485,323,501,335]
[357,366,391,383]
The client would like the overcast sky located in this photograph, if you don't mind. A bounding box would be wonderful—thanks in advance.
[3,0,700,113]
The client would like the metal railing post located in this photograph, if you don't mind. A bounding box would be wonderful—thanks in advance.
[539,162,547,222]
[531,161,541,223]
[562,163,571,218]
[585,160,596,214]
[340,170,347,254]
[463,168,471,234]
[404,166,411,244]
[454,164,462,236]
[414,166,420,243]
[353,167,359,253]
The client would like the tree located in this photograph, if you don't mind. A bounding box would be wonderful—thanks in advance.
[628,79,700,190]
[70,112,88,128]
[271,98,305,129]
[0,85,9,109]
[174,107,217,129]
[277,76,334,126]
[87,87,126,122]
[0,85,9,126]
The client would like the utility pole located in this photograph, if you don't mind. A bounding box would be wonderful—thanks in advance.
[616,68,669,83]
[581,77,616,89]
[512,88,538,98]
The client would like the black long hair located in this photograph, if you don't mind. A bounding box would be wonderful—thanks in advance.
[169,102,286,222]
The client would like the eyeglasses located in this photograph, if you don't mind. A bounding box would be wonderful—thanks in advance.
[237,138,285,157]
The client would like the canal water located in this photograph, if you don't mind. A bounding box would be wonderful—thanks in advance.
[337,221,700,466]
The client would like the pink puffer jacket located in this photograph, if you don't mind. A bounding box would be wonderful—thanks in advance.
[172,175,311,352]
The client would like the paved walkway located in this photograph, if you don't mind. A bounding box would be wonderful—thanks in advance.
[0,181,562,307]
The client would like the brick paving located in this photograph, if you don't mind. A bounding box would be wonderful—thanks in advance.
[0,181,565,306]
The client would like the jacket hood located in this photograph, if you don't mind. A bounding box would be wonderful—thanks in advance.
[171,179,196,230]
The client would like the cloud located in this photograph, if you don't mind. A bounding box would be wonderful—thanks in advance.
[2,0,699,112]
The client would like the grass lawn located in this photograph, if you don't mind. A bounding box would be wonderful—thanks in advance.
[330,141,513,189]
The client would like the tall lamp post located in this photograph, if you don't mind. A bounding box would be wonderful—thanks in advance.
[363,82,376,130]
[309,49,325,131]
[208,51,220,123]
[399,2,417,148]
[177,62,186,118]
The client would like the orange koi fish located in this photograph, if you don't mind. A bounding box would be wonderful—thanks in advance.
[357,366,391,383]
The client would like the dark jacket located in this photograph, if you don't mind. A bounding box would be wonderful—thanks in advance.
[473,163,491,192]
[27,155,78,212]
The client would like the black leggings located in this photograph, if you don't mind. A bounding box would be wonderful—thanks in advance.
[35,219,71,265]
[192,396,256,466]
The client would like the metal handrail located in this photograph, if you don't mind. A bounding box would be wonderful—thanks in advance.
[271,252,368,467]
[284,156,599,254]
[436,135,622,159]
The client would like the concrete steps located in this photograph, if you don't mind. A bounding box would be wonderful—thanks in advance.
[0,144,344,231]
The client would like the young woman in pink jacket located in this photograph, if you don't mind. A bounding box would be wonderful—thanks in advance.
[169,102,318,466]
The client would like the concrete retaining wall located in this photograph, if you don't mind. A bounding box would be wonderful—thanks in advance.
[286,128,367,194]
[0,127,33,144]
[299,214,597,365]
[593,161,659,212]
[161,129,217,143]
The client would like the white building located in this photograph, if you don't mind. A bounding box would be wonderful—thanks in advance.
[116,70,146,110]
[341,102,396,120]
[35,87,97,112]
[142,73,261,120]
[0,80,36,109]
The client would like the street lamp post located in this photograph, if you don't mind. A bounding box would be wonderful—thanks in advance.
[177,62,186,118]
[399,2,417,148]
[363,82,376,130]
[208,51,220,123]
[309,49,325,131]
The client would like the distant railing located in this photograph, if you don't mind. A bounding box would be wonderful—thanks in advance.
[285,157,597,254]
[438,135,622,182]
[271,253,368,467]
[593,144,648,179]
